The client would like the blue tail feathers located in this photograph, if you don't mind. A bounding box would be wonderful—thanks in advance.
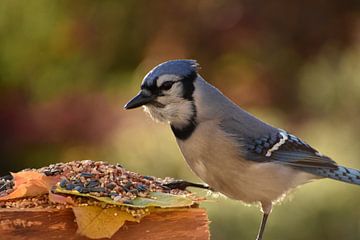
[305,166,360,185]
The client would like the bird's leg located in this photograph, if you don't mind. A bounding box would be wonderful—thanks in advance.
[256,212,269,240]
[163,180,214,191]
[256,202,272,240]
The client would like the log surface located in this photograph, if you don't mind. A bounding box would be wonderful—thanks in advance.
[0,208,209,240]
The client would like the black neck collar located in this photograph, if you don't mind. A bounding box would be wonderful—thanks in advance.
[170,101,197,140]
[171,119,197,140]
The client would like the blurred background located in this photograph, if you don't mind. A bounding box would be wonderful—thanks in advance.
[1,0,360,239]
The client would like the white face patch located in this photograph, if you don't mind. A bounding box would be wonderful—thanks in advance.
[265,132,288,157]
[143,81,195,127]
[143,98,195,126]
[156,74,181,87]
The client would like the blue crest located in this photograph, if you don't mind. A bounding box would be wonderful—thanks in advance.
[142,59,199,87]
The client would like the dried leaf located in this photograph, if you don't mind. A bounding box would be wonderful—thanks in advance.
[0,171,60,201]
[73,206,139,239]
[55,186,195,208]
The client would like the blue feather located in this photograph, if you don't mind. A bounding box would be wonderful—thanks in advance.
[142,59,198,87]
[244,130,338,169]
[302,166,360,185]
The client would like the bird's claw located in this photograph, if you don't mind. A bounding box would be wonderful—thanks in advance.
[162,180,214,191]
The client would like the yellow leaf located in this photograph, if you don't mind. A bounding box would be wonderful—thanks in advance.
[73,206,140,239]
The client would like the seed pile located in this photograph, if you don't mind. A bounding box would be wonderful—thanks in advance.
[39,160,187,204]
[0,194,150,218]
[0,160,190,208]
[0,195,58,209]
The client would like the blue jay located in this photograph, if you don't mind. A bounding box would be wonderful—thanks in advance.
[124,59,360,240]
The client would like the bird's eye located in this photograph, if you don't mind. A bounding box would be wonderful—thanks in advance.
[160,81,174,91]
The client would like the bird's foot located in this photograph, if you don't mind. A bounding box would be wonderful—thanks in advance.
[162,180,214,191]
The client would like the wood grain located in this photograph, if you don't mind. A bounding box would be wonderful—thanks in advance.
[0,208,209,240]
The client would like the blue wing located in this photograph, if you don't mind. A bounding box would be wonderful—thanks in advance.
[243,130,338,169]
[219,109,338,169]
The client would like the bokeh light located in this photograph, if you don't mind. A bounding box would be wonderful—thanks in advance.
[1,1,360,239]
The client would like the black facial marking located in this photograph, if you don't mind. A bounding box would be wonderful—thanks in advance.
[181,71,197,100]
[141,76,161,95]
[159,81,174,91]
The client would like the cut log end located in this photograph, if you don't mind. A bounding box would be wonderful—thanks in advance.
[0,208,210,240]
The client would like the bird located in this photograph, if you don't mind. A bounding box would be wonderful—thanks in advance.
[124,59,360,240]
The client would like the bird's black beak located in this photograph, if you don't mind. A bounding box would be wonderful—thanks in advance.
[124,91,155,109]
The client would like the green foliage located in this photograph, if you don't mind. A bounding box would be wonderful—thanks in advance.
[55,187,195,208]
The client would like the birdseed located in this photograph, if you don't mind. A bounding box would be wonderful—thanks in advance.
[0,195,64,209]
[0,160,189,206]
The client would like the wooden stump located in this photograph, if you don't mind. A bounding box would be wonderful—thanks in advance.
[0,208,209,240]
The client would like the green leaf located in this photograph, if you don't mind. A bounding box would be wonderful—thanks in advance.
[132,191,195,208]
[54,186,195,208]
